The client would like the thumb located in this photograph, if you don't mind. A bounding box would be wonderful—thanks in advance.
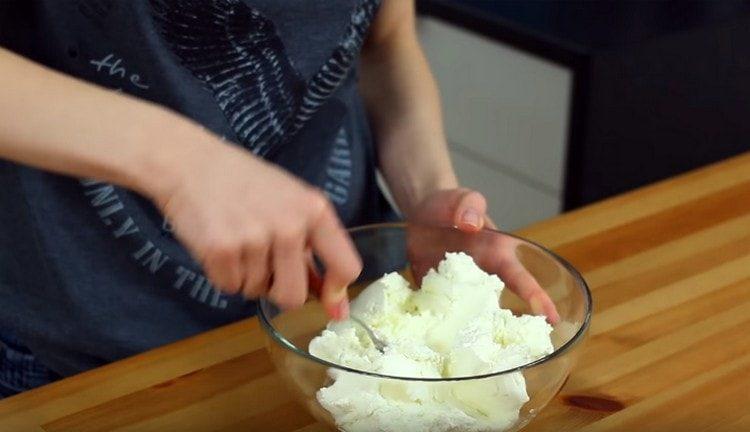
[453,189,488,233]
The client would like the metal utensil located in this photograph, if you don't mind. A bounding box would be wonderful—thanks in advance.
[349,315,387,353]
[306,265,387,352]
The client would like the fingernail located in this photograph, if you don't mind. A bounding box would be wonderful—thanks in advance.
[461,208,481,228]
[326,297,349,321]
[324,286,349,320]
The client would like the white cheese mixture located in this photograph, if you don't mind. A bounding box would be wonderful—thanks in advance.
[309,252,553,432]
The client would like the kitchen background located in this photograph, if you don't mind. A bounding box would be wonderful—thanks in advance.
[414,0,750,230]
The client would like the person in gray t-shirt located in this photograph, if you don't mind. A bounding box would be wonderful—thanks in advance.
[0,0,556,397]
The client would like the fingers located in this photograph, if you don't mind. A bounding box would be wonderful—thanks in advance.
[267,232,308,310]
[453,189,487,233]
[309,196,362,320]
[306,252,324,298]
[241,244,270,299]
[501,264,561,325]
[202,238,242,295]
[483,215,498,230]
[530,292,560,325]
[198,186,359,320]
[409,187,488,232]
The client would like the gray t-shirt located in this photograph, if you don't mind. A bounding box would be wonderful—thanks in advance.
[0,0,390,376]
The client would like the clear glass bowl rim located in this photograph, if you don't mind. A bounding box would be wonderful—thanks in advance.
[259,222,593,382]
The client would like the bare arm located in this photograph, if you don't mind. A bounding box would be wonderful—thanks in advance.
[360,3,559,322]
[0,47,360,317]
[0,47,191,199]
[359,0,458,219]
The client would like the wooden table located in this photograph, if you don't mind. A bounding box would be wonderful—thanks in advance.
[3,153,750,432]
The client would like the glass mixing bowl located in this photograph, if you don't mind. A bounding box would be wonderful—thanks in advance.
[259,223,591,432]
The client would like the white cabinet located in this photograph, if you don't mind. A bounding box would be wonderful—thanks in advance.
[417,16,572,229]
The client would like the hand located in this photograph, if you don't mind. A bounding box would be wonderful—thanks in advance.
[406,188,560,324]
[148,132,361,319]
[406,188,489,233]
[0,47,356,320]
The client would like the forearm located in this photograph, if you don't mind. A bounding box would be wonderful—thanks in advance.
[0,47,212,201]
[360,14,457,218]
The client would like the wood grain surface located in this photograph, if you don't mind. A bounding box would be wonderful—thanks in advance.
[2,152,750,432]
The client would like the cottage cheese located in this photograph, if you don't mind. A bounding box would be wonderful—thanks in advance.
[309,252,554,432]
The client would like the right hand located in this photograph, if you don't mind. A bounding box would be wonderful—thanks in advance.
[0,47,356,318]
[146,129,361,319]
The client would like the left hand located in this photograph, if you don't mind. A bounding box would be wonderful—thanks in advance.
[406,188,561,324]
[406,188,489,233]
